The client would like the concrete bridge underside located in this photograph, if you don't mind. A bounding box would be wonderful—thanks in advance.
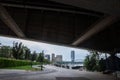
[0,0,120,53]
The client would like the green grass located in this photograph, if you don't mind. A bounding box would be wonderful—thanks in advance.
[3,65,41,71]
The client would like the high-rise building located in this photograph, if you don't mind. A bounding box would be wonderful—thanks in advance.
[45,54,50,61]
[71,50,75,62]
[52,53,55,62]
[55,55,62,62]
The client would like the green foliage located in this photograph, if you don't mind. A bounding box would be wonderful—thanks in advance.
[37,52,44,63]
[0,41,48,68]
[84,51,101,71]
[31,51,37,61]
[5,65,41,71]
[44,59,50,64]
[24,47,31,60]
[37,51,44,70]
[0,58,39,68]
[0,46,12,58]
[12,42,32,60]
[12,42,24,59]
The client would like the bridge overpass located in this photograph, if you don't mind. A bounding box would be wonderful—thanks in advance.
[0,0,120,79]
[0,0,120,54]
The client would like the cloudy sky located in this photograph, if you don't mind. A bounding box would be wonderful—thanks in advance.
[0,36,90,61]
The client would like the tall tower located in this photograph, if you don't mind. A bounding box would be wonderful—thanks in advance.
[52,53,55,62]
[71,50,75,62]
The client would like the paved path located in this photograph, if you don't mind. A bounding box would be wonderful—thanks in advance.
[0,65,118,80]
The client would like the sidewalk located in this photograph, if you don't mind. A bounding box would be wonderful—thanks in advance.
[0,69,26,74]
[0,65,56,75]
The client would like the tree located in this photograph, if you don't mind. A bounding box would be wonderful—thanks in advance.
[24,47,31,60]
[84,55,91,70]
[37,51,44,70]
[37,52,44,63]
[12,42,24,59]
[84,51,101,71]
[31,51,37,61]
[30,51,37,67]
[0,46,12,58]
[44,59,50,64]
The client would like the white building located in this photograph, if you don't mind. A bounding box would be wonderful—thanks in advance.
[55,55,62,62]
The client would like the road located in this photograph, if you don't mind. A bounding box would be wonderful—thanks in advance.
[0,65,117,80]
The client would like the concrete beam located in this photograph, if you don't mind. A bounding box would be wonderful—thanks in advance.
[72,15,118,46]
[0,3,101,17]
[50,0,120,16]
[0,5,25,38]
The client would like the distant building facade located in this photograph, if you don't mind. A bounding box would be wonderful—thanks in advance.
[55,55,62,62]
[45,54,50,61]
[52,53,55,62]
[71,50,75,62]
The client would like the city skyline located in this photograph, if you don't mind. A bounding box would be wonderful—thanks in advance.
[0,36,90,61]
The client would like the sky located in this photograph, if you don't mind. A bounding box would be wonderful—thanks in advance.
[0,36,90,61]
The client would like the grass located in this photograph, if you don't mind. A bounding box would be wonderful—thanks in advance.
[3,65,41,71]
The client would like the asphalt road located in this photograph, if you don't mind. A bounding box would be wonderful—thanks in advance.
[0,65,116,80]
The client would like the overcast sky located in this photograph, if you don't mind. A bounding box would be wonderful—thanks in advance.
[0,36,90,61]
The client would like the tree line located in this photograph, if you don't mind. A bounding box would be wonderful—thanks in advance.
[0,42,48,63]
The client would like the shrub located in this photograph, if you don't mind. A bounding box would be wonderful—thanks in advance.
[0,58,39,68]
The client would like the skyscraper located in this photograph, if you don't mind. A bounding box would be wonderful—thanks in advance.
[71,50,75,62]
[52,53,55,62]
